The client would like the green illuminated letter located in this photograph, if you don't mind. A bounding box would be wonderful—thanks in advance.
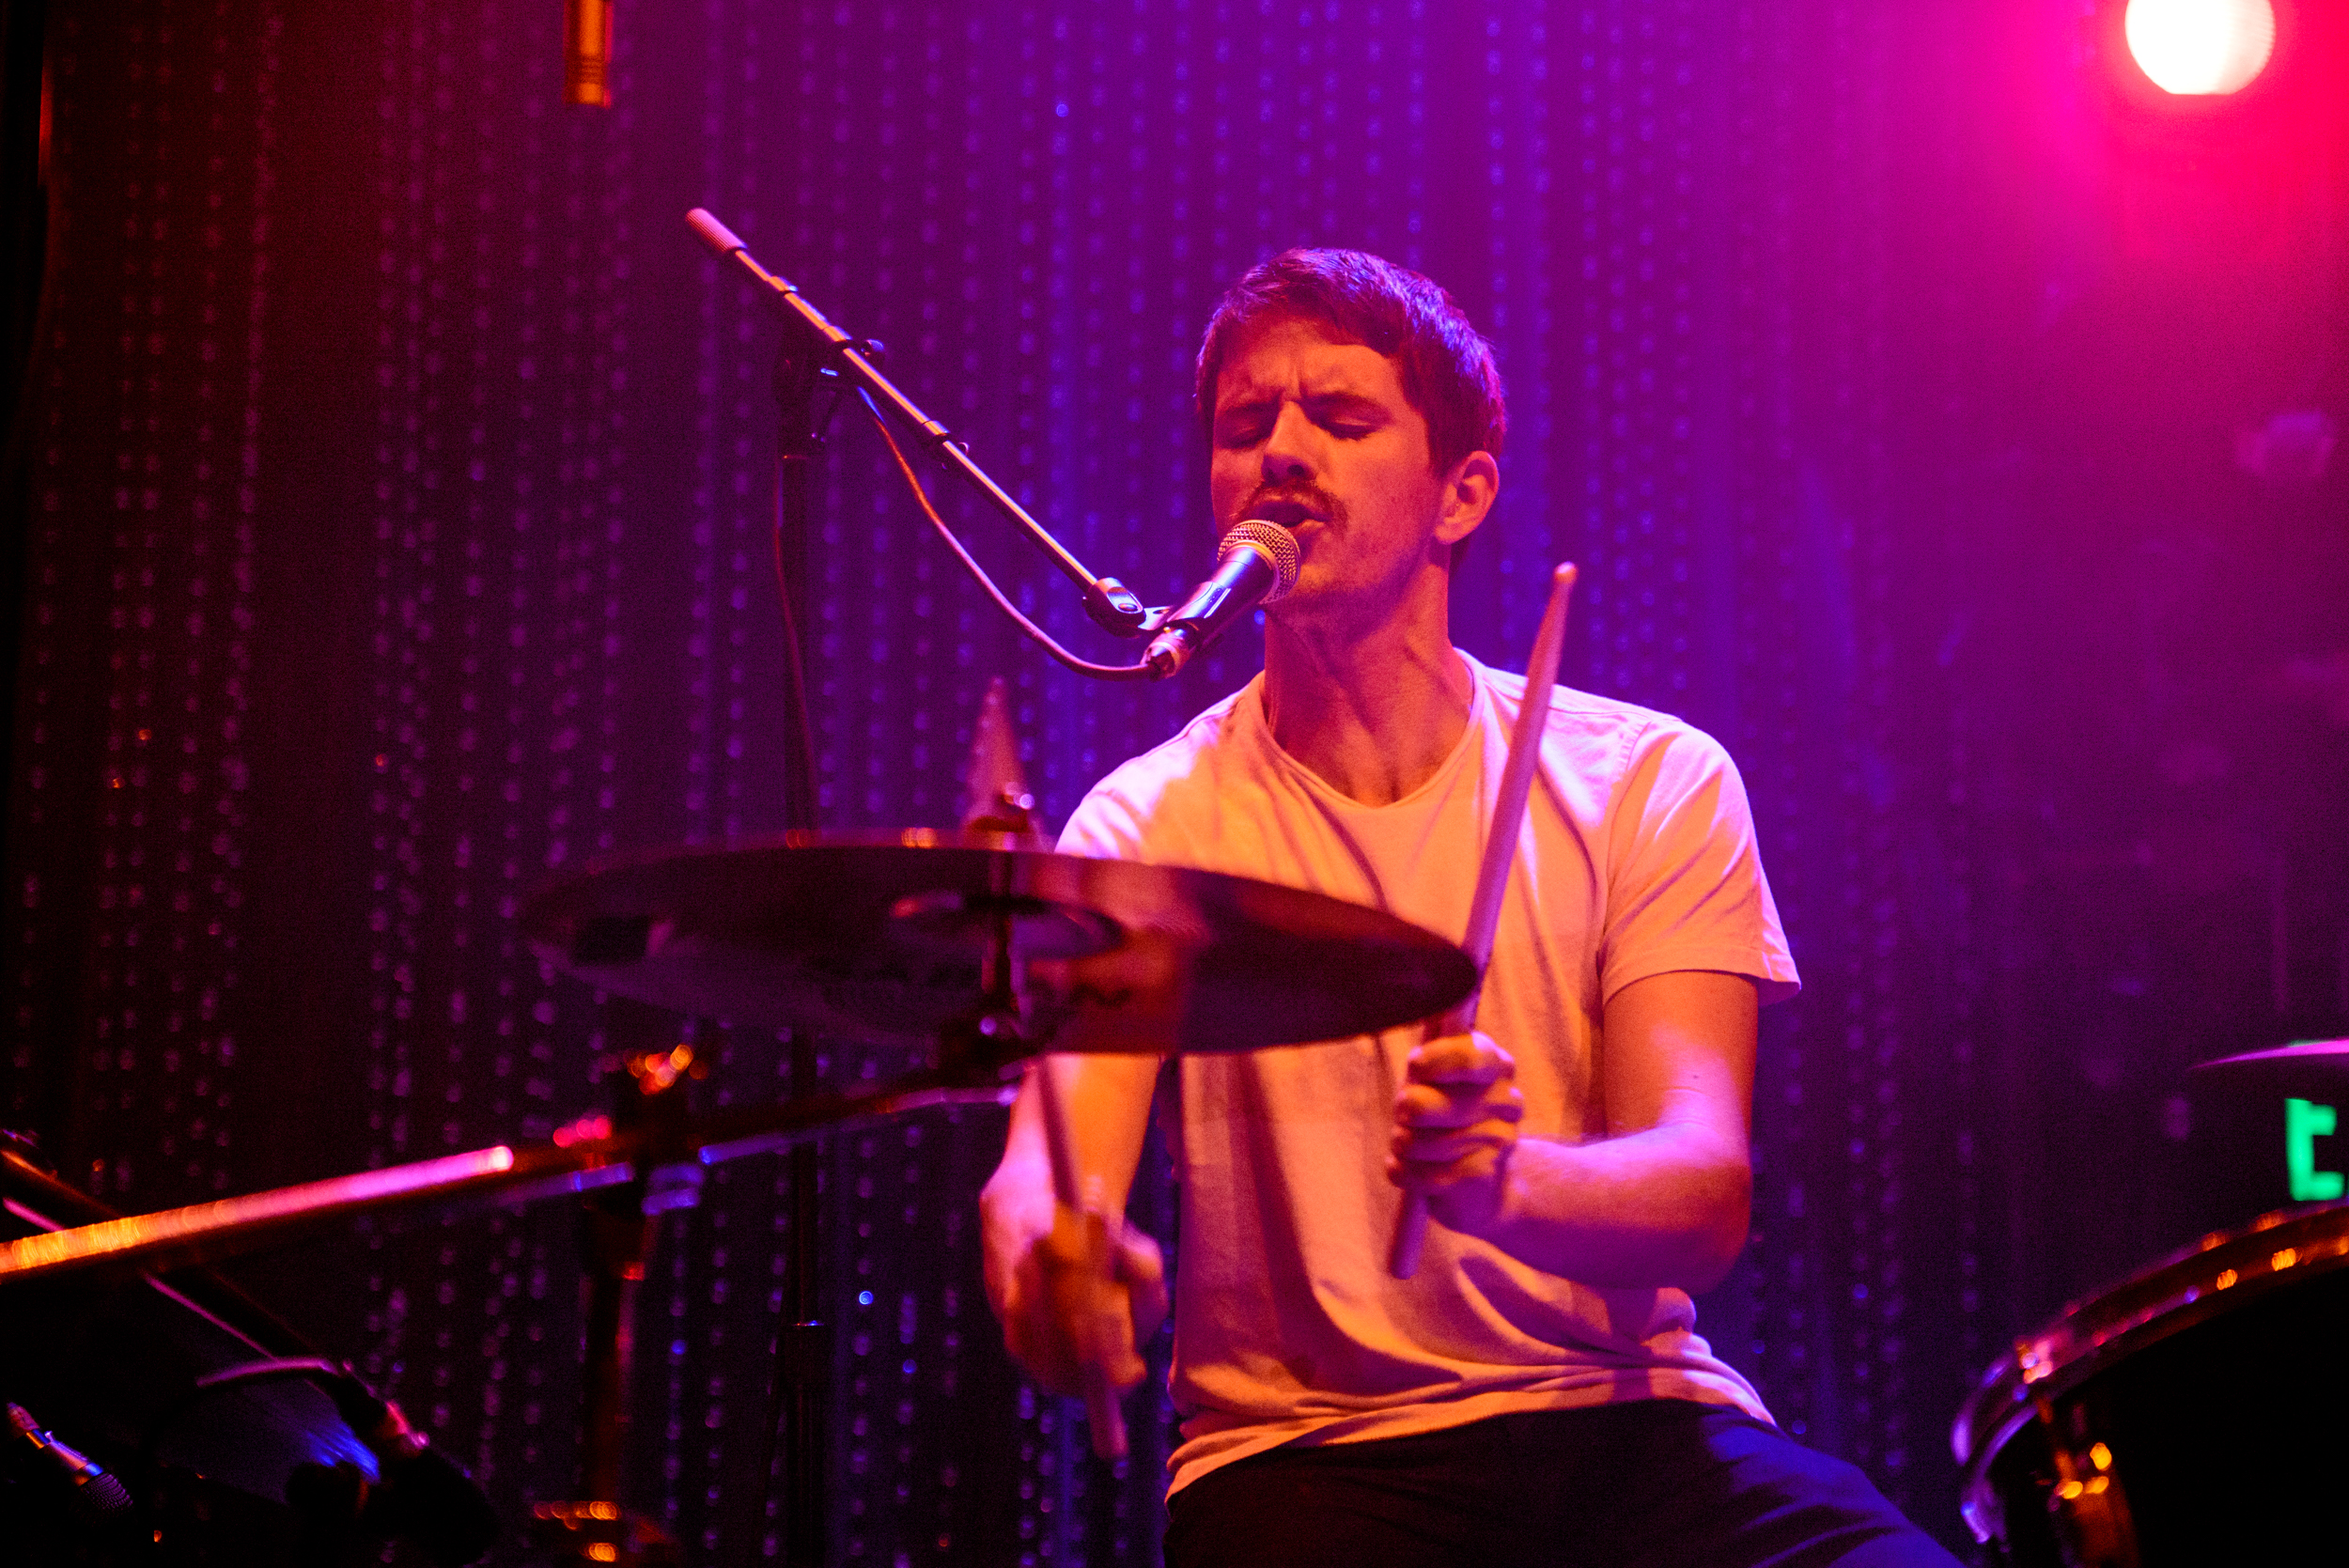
[2286,1098,2343,1202]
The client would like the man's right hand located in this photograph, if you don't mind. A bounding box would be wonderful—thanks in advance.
[981,1179,1168,1397]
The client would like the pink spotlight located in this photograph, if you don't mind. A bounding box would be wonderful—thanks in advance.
[2124,0,2278,95]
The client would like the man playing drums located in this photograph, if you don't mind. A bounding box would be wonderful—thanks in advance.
[981,249,1956,1567]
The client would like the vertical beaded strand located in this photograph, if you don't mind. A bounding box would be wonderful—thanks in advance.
[1487,3,1559,654]
[1030,0,1094,826]
[1661,1,1700,709]
[422,0,462,1455]
[514,0,575,1494]
[92,11,163,1205]
[463,0,516,1495]
[1619,5,1675,704]
[1932,8,1990,1430]
[1124,0,1185,1516]
[914,54,982,1554]
[1735,0,1815,1443]
[1571,6,1627,696]
[1850,3,1910,1492]
[1400,0,1429,272]
[363,0,431,1431]
[7,0,83,1137]
[1000,8,1057,1560]
[688,8,744,1549]
[102,8,251,1208]
[1154,0,1202,768]
[1821,0,1872,1477]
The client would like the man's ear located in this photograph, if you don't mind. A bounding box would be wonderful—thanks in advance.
[1434,450,1500,546]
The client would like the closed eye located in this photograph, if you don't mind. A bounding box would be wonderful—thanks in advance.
[1214,411,1274,448]
[1305,394,1390,438]
[1214,394,1391,447]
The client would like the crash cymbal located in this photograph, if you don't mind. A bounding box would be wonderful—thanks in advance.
[518,830,1477,1054]
[2192,1038,2349,1072]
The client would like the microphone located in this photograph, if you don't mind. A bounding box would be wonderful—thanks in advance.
[6,1403,136,1525]
[1144,520,1301,678]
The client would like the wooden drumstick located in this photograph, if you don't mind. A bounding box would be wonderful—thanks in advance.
[1391,562,1578,1280]
[1033,1053,1129,1461]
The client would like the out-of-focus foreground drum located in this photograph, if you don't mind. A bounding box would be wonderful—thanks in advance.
[1952,1201,2349,1566]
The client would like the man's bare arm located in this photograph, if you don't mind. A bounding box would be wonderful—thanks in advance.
[1391,969,1758,1293]
[980,1052,1166,1393]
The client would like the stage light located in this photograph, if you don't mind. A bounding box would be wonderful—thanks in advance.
[2124,0,2276,95]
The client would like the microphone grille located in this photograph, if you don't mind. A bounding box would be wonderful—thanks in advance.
[1223,520,1301,603]
[76,1469,135,1519]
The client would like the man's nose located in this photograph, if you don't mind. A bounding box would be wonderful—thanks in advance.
[1260,401,1317,480]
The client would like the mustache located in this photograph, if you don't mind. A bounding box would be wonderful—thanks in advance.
[1241,482,1346,526]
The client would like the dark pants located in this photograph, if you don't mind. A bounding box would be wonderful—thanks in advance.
[1164,1400,1964,1568]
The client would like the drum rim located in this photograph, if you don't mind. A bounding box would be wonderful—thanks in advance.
[1950,1198,2349,1541]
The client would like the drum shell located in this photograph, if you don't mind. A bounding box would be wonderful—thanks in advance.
[1965,1216,2349,1566]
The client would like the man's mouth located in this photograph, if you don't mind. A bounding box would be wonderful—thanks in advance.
[1249,497,1324,531]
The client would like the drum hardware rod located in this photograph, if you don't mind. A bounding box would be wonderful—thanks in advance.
[0,1142,321,1358]
[0,1072,1014,1290]
[2030,1394,2137,1567]
[529,1042,706,1564]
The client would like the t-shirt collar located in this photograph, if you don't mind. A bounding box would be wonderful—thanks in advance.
[1240,649,1488,814]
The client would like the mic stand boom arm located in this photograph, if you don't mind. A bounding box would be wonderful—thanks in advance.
[687,208,1154,644]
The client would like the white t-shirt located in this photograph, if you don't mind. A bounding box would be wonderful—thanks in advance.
[1057,652,1800,1496]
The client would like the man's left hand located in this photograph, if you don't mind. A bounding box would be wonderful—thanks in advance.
[1390,1031,1523,1236]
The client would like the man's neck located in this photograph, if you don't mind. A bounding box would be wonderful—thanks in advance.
[1260,590,1472,807]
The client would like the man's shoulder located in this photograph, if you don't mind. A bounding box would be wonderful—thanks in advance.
[1094,681,1259,798]
[1058,680,1263,856]
[1467,654,1725,772]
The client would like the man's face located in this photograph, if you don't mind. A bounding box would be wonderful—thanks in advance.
[1207,315,1458,622]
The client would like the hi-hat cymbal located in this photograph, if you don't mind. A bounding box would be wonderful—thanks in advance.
[519,831,1477,1054]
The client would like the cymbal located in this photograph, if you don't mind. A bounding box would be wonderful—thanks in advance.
[2192,1039,2349,1071]
[519,831,1478,1054]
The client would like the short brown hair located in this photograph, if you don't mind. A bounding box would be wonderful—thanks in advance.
[1194,249,1507,475]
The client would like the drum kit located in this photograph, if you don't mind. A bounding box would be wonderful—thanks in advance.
[0,680,1479,1564]
[13,733,2345,1568]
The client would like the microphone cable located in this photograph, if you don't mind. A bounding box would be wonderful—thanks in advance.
[858,388,1161,682]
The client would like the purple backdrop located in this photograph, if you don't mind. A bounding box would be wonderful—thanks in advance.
[8,2,2346,1563]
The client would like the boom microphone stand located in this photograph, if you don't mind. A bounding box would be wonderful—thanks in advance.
[688,205,1190,1563]
[686,210,1180,677]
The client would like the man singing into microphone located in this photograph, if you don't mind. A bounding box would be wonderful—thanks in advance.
[980,250,1957,1566]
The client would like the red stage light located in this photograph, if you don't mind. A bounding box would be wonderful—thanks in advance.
[2124,0,2277,94]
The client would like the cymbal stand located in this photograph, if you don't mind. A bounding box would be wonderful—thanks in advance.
[757,256,834,1568]
[530,1046,704,1566]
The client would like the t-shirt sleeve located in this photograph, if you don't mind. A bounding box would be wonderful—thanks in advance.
[1056,781,1146,861]
[1597,721,1800,1005]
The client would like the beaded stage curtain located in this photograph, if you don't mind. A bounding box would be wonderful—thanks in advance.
[9,2,2177,1562]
